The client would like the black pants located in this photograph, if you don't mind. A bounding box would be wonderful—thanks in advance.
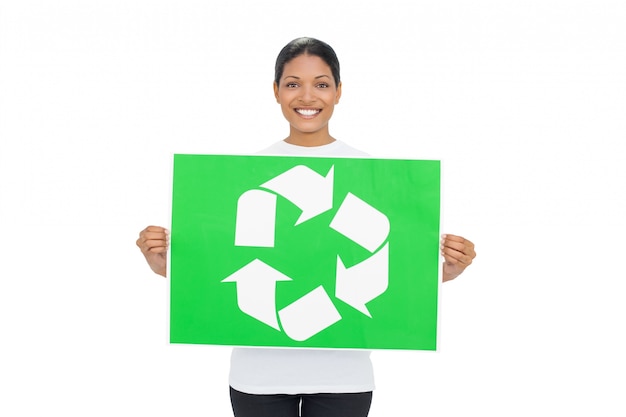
[230,387,373,417]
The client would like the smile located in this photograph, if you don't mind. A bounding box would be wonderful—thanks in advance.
[295,108,321,117]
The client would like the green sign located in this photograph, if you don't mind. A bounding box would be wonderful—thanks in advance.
[170,154,441,350]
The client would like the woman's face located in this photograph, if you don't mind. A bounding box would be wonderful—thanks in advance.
[274,54,342,143]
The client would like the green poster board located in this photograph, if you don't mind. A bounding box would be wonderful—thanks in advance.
[170,154,441,350]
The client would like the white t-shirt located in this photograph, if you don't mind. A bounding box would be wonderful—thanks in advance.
[228,139,375,395]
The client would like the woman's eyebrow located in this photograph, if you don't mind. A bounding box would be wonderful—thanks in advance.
[283,75,331,80]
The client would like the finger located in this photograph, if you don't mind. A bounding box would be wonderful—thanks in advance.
[442,240,475,259]
[139,226,170,243]
[142,225,167,233]
[441,234,473,247]
[141,230,168,241]
[137,234,169,252]
[441,235,475,254]
[142,237,168,249]
[441,246,473,266]
[441,233,464,242]
[146,245,168,254]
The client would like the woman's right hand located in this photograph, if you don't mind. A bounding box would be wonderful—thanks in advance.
[136,225,169,277]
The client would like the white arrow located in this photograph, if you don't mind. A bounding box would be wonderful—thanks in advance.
[335,242,389,317]
[261,165,334,225]
[329,192,390,253]
[278,286,342,341]
[221,259,292,330]
[235,189,277,247]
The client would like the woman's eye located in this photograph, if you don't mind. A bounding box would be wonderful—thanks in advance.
[317,83,329,88]
[286,82,298,88]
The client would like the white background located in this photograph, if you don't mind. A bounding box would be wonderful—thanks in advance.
[1,1,625,415]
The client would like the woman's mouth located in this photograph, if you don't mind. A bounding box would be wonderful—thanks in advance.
[295,108,321,118]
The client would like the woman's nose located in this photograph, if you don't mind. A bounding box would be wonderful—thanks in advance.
[299,85,316,103]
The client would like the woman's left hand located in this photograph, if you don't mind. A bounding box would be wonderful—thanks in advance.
[441,234,476,282]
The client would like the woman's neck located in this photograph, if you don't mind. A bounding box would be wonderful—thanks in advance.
[284,130,336,147]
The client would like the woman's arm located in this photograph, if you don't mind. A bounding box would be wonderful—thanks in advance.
[136,225,169,277]
[440,234,476,282]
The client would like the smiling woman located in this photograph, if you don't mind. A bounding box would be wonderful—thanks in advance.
[136,37,476,417]
[273,40,343,147]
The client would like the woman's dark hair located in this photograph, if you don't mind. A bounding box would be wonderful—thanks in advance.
[274,37,341,88]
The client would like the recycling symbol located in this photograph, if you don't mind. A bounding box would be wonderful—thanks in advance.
[221,164,390,341]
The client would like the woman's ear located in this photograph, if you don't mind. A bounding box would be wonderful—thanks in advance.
[335,82,342,104]
[273,82,280,103]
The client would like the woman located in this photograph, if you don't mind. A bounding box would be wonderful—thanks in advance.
[137,37,476,417]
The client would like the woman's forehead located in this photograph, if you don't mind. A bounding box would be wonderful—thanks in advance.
[282,55,333,76]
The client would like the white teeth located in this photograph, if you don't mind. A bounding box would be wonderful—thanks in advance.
[296,109,319,116]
